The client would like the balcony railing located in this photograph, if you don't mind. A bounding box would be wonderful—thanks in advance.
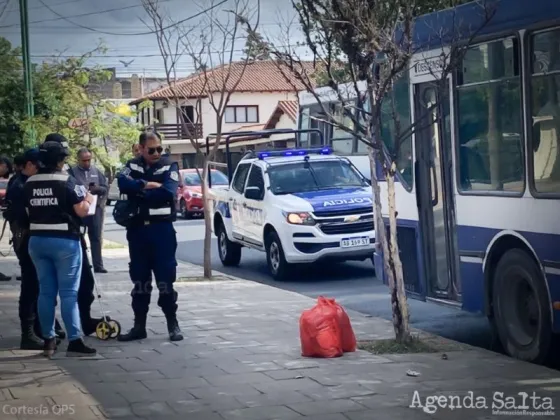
[151,123,203,140]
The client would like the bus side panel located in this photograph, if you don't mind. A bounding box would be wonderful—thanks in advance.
[457,261,485,314]
[456,225,560,333]
[378,217,426,300]
[455,225,493,314]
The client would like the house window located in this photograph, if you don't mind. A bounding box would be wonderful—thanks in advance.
[225,106,259,123]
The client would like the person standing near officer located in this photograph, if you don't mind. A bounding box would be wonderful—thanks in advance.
[24,141,97,357]
[4,149,57,349]
[40,133,107,337]
[68,148,108,273]
[116,131,182,342]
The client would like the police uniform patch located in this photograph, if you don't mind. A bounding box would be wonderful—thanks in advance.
[170,171,179,181]
[121,167,131,177]
[75,185,87,198]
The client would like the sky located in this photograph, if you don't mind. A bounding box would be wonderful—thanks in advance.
[0,0,308,78]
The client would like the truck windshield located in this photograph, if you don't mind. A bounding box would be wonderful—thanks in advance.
[268,160,367,195]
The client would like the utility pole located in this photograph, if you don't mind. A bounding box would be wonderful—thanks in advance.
[19,0,35,142]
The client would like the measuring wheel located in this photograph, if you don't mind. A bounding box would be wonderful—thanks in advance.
[108,320,121,339]
[95,320,112,340]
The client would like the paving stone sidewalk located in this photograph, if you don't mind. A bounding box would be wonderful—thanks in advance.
[1,232,559,419]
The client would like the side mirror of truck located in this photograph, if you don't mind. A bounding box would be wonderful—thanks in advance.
[245,186,263,200]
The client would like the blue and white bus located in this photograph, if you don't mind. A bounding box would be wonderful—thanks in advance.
[297,0,560,363]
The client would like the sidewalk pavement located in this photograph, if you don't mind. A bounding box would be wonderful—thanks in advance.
[1,233,560,419]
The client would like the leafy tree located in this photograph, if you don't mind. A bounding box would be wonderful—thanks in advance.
[0,38,28,156]
[0,37,143,175]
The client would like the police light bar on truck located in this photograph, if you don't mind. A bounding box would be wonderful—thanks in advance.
[257,147,333,160]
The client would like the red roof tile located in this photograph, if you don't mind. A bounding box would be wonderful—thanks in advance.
[131,60,317,104]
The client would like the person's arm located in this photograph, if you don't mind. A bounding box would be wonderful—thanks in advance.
[117,161,145,194]
[90,169,108,198]
[142,161,179,204]
[66,178,94,218]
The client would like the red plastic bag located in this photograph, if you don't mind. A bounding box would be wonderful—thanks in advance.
[299,297,343,358]
[320,297,357,352]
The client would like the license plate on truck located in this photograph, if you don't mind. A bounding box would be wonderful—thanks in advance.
[340,236,369,248]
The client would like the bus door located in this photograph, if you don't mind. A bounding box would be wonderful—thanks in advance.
[413,80,460,302]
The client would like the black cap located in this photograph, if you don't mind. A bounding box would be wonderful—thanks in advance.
[22,148,40,163]
[44,133,70,150]
[39,141,69,165]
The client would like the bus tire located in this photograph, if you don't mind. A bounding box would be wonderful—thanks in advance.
[216,221,241,266]
[492,249,552,364]
[265,231,291,281]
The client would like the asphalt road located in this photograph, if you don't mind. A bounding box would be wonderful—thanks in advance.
[103,209,498,353]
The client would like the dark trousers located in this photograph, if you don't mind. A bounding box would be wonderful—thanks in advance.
[14,237,39,328]
[126,222,178,320]
[84,205,104,271]
[78,235,95,322]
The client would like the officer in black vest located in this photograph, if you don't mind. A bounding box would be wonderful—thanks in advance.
[41,133,108,336]
[24,141,97,356]
[3,148,66,349]
[117,131,183,342]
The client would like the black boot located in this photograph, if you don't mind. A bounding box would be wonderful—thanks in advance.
[117,318,147,342]
[66,338,96,357]
[166,316,183,342]
[20,321,44,350]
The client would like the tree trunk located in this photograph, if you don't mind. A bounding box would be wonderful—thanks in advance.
[201,159,213,279]
[386,161,411,342]
[368,144,410,343]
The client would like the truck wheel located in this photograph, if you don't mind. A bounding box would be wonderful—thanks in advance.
[265,231,291,281]
[492,249,552,363]
[216,222,241,266]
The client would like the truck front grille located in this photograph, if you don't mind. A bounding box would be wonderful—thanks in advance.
[319,220,374,235]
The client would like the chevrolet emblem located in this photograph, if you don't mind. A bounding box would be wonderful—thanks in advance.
[344,215,360,223]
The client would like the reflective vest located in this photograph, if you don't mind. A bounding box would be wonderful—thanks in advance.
[125,158,176,224]
[24,173,81,238]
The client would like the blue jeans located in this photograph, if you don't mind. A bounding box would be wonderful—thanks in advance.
[28,236,83,341]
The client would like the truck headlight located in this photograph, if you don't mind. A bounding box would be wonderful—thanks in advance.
[283,211,315,225]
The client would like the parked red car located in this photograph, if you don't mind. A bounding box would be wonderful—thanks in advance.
[176,168,229,218]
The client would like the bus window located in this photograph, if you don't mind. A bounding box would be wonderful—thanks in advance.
[358,73,413,187]
[530,28,560,194]
[331,102,354,154]
[456,38,524,193]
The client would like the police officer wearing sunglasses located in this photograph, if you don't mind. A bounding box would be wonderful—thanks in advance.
[116,131,183,342]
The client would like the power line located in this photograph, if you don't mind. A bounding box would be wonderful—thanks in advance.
[0,1,164,29]
[26,0,229,36]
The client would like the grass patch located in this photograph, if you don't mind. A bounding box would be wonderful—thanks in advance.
[358,336,438,355]
[102,240,126,249]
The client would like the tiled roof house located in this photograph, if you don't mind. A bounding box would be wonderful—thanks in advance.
[129,60,318,167]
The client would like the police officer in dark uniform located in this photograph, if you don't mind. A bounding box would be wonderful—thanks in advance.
[41,133,108,336]
[117,131,183,342]
[4,148,66,349]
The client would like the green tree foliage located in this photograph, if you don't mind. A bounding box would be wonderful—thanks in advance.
[0,37,143,174]
[0,38,28,156]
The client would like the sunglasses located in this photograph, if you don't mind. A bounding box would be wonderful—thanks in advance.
[147,146,163,155]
